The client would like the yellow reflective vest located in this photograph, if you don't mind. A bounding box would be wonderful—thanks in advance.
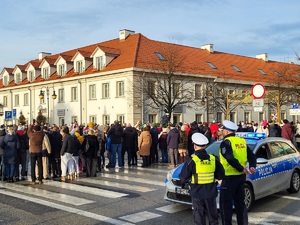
[191,154,216,184]
[219,136,247,176]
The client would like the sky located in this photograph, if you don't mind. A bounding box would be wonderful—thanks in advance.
[1,0,300,70]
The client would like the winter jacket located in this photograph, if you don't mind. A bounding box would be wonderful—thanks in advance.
[158,133,168,150]
[0,129,6,156]
[150,127,159,145]
[187,124,200,156]
[82,134,99,159]
[281,123,294,141]
[107,124,123,144]
[49,131,62,158]
[178,130,187,150]
[167,128,180,149]
[268,123,281,137]
[122,126,138,151]
[60,134,76,155]
[42,134,52,156]
[1,133,20,164]
[16,130,29,151]
[138,130,152,156]
[27,125,45,153]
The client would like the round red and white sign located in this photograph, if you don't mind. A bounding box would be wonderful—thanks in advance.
[251,83,266,99]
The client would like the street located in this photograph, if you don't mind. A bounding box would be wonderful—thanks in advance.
[0,161,300,225]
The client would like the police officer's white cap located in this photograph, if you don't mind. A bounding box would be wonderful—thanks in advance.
[192,133,209,146]
[222,120,238,131]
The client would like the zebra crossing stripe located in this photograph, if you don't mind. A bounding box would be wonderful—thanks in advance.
[44,180,128,198]
[83,178,157,192]
[0,189,134,225]
[119,211,161,223]
[156,203,191,213]
[98,173,165,187]
[1,183,94,206]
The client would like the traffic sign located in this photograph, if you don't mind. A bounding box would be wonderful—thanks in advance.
[5,111,12,119]
[13,108,17,117]
[290,108,300,115]
[253,99,264,107]
[251,83,266,99]
[254,107,263,112]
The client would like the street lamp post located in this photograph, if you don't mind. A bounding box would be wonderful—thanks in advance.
[39,87,57,124]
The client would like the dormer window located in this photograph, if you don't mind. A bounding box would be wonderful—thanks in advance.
[42,67,49,79]
[15,73,21,84]
[154,52,166,61]
[76,61,83,73]
[96,56,104,70]
[58,64,65,76]
[28,70,34,82]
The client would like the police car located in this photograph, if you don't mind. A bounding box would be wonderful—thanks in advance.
[164,132,300,210]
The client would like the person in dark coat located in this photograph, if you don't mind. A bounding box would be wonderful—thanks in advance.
[187,121,200,156]
[1,126,20,183]
[49,126,62,178]
[122,124,138,166]
[106,121,123,168]
[281,119,294,141]
[268,120,281,137]
[167,124,180,168]
[150,125,159,164]
[15,125,29,181]
[0,125,6,180]
[158,128,168,163]
[180,133,224,225]
[82,129,99,177]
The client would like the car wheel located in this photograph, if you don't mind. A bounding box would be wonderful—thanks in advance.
[244,183,254,211]
[287,170,300,193]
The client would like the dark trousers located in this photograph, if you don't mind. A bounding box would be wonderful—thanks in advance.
[86,158,97,177]
[150,144,158,164]
[15,149,27,178]
[141,156,150,167]
[220,175,248,225]
[192,197,218,225]
[49,155,61,177]
[30,152,43,182]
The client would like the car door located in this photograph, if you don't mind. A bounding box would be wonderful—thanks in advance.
[253,143,278,198]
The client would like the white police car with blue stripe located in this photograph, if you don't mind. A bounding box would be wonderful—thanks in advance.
[164,132,300,210]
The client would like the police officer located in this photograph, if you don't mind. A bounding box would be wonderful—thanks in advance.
[180,133,224,225]
[219,120,256,225]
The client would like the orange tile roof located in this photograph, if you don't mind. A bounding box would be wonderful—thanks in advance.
[1,32,299,89]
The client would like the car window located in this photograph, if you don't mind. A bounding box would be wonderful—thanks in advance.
[206,142,220,157]
[280,142,297,154]
[255,144,271,159]
[268,142,286,158]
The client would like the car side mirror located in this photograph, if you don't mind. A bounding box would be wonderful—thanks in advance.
[257,157,268,164]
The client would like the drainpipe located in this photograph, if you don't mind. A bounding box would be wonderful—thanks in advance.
[78,79,82,124]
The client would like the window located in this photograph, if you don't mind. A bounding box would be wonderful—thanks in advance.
[14,94,19,106]
[59,117,65,126]
[259,112,264,122]
[116,81,124,97]
[207,62,217,69]
[16,73,21,83]
[173,83,181,98]
[76,61,83,73]
[232,65,241,72]
[195,84,202,99]
[24,93,29,106]
[58,89,64,102]
[258,69,267,75]
[281,112,286,121]
[281,142,296,154]
[58,64,65,76]
[117,115,125,124]
[148,114,157,123]
[71,87,78,101]
[103,115,110,125]
[244,111,250,123]
[71,116,78,123]
[42,67,49,79]
[147,81,156,96]
[29,70,34,82]
[89,115,97,124]
[269,142,286,158]
[89,85,96,99]
[96,56,103,70]
[217,112,222,122]
[3,96,7,107]
[102,83,109,98]
[195,114,203,123]
[230,112,236,123]
[154,52,166,60]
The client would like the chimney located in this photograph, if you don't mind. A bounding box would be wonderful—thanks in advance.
[119,29,135,40]
[200,44,214,53]
[39,52,51,60]
[256,53,268,62]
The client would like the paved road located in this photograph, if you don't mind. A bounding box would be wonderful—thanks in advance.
[0,161,300,225]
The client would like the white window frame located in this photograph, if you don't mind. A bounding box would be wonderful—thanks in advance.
[42,67,49,79]
[148,114,157,123]
[3,96,8,107]
[89,84,96,100]
[195,114,203,123]
[96,56,103,70]
[58,64,65,76]
[14,94,20,106]
[71,87,78,101]
[58,89,64,103]
[103,115,110,125]
[195,84,202,99]
[89,115,97,124]
[116,81,124,97]
[24,93,29,106]
[117,114,125,124]
[102,83,109,98]
[76,61,83,73]
[28,70,34,82]
[173,83,181,98]
[15,73,21,84]
[71,116,78,123]
[3,76,8,86]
